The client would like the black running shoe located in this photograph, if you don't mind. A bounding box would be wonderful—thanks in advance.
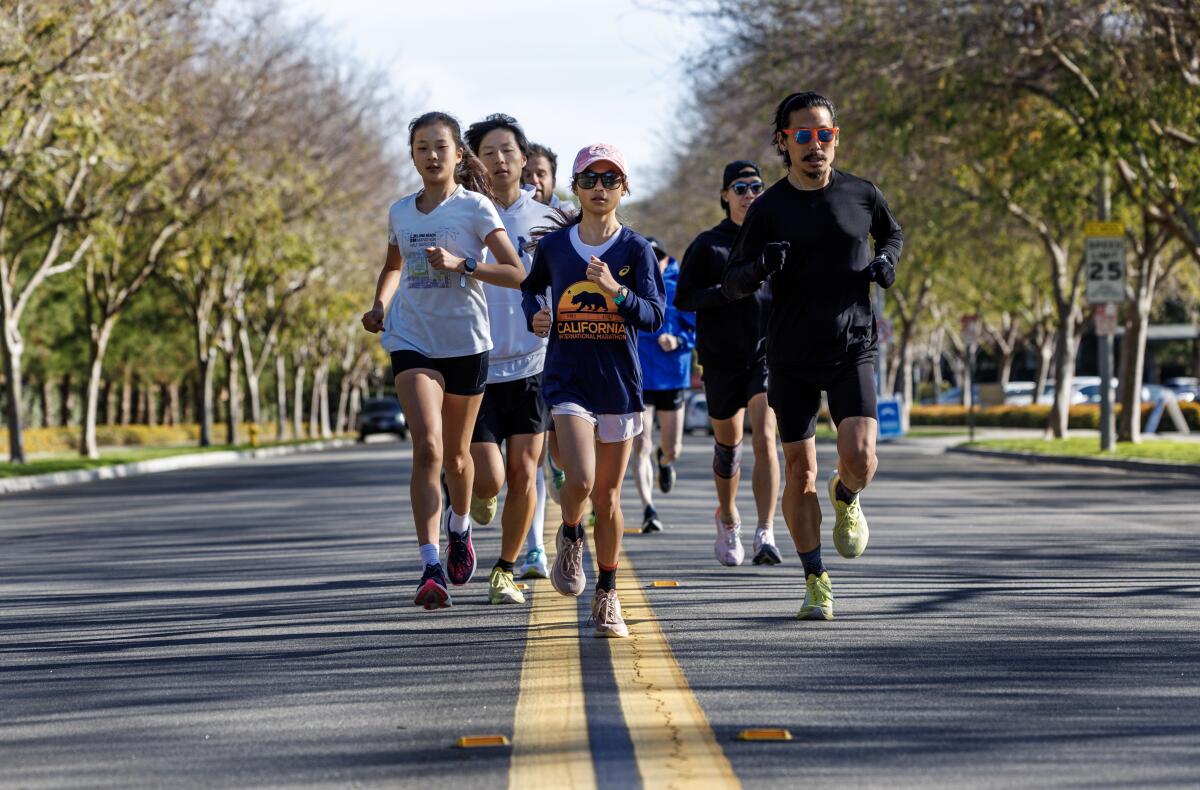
[641,505,664,534]
[414,563,452,610]
[445,511,477,586]
[656,448,676,494]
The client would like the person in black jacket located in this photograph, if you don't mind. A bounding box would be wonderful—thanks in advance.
[723,92,903,622]
[675,160,782,569]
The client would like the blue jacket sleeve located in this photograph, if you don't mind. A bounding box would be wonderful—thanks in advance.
[618,244,664,333]
[520,242,551,332]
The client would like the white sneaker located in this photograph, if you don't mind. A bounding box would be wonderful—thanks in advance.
[519,547,549,579]
[713,508,744,566]
[752,526,783,565]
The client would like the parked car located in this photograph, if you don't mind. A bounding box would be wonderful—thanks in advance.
[683,391,713,435]
[921,384,980,405]
[1003,381,1037,406]
[1076,382,1176,405]
[1165,377,1198,403]
[358,397,407,441]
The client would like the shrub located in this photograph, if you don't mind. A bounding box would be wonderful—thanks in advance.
[1,424,279,456]
[909,402,1200,431]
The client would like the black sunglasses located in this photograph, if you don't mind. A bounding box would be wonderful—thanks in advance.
[729,181,765,196]
[575,171,624,190]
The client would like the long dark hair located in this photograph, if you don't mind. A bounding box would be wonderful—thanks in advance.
[408,111,493,200]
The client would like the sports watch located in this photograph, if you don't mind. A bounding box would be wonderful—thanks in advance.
[463,257,478,275]
[613,286,629,305]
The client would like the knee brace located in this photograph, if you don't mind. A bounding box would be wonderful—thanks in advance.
[712,440,743,479]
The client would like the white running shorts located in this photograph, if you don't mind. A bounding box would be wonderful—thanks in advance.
[551,402,643,444]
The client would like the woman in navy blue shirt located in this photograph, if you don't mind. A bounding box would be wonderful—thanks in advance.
[521,143,664,638]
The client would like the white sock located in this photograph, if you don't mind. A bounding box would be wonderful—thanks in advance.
[447,509,469,535]
[527,468,547,551]
[419,543,440,567]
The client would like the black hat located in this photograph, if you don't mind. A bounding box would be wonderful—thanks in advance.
[722,160,761,190]
[645,236,668,260]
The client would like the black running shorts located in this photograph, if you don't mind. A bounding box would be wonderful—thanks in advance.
[767,354,877,443]
[643,388,685,412]
[472,372,549,444]
[702,359,768,421]
[390,349,488,397]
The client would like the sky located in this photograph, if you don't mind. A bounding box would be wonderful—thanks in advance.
[284,0,705,194]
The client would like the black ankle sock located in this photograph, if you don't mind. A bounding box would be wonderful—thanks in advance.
[799,546,826,578]
[644,504,657,519]
[597,566,617,591]
[562,522,582,541]
[494,559,515,573]
[835,481,858,504]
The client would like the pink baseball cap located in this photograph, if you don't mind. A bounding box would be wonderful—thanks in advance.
[572,143,627,177]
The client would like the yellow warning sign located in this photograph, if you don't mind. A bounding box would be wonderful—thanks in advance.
[1085,220,1124,238]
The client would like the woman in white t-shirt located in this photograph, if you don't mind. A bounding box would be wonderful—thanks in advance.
[361,111,524,612]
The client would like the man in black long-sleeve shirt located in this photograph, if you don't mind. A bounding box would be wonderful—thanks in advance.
[675,160,782,568]
[723,91,903,622]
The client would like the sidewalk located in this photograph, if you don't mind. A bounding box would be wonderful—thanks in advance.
[0,438,357,495]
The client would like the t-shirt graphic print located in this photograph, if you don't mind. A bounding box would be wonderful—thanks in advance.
[401,230,453,288]
[555,281,627,341]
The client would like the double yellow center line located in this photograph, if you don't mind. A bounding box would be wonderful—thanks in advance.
[508,517,740,788]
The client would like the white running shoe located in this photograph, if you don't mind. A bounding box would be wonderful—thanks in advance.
[713,508,745,566]
[752,526,783,565]
[519,547,549,579]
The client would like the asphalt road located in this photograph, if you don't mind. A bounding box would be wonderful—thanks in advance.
[1,434,1198,788]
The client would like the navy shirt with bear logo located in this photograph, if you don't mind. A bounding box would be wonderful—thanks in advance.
[521,225,665,415]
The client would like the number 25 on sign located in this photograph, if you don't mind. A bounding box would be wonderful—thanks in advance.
[1084,221,1126,306]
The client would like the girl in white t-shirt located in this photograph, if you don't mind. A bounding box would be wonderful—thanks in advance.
[362,111,524,612]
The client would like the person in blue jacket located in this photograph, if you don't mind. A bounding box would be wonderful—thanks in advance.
[632,238,695,533]
[521,142,664,638]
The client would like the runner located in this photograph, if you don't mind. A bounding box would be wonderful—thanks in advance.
[520,141,569,576]
[463,114,558,601]
[361,111,526,611]
[522,142,574,213]
[521,143,665,638]
[631,237,695,533]
[675,160,783,566]
[723,92,903,620]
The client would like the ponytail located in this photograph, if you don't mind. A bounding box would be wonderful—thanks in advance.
[408,110,494,200]
[456,148,494,201]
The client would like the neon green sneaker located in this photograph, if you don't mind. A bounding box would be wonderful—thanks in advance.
[797,571,834,620]
[828,470,869,559]
[470,494,498,526]
[488,566,525,605]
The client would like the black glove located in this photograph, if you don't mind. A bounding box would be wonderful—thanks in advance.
[865,254,895,288]
[762,241,789,276]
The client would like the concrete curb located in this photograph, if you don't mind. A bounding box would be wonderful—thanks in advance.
[0,439,358,495]
[946,445,1200,479]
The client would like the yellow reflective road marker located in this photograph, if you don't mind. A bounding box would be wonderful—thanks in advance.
[737,729,793,742]
[508,503,596,790]
[651,580,680,588]
[624,527,642,535]
[610,553,741,789]
[457,734,509,748]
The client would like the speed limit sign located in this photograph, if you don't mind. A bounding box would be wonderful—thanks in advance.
[1085,221,1126,305]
